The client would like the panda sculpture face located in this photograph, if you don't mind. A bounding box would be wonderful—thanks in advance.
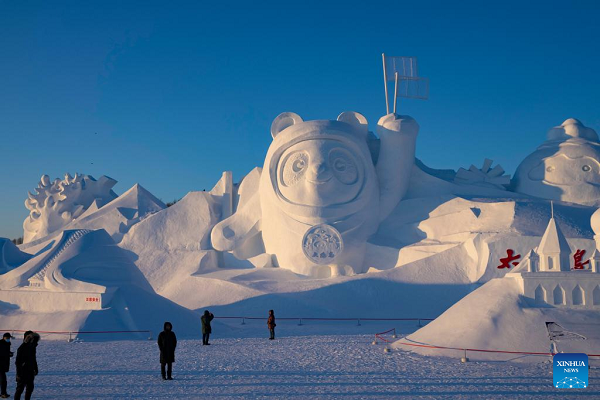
[512,119,600,205]
[277,139,365,207]
[528,152,600,186]
[210,111,420,277]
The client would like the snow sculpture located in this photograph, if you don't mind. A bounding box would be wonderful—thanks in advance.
[23,173,117,243]
[211,112,419,277]
[512,119,600,205]
[506,210,600,308]
[454,159,510,189]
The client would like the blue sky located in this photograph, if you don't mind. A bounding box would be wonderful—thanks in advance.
[1,0,599,239]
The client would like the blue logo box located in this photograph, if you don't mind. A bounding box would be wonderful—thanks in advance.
[553,353,588,389]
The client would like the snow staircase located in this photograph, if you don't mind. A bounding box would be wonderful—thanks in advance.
[28,229,91,288]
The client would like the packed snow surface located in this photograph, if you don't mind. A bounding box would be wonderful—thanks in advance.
[5,331,598,399]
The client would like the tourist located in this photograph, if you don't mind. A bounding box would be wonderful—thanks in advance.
[157,322,177,381]
[14,332,39,400]
[267,310,276,340]
[201,311,214,345]
[0,333,13,398]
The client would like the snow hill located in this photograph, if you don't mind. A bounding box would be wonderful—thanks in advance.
[394,278,600,361]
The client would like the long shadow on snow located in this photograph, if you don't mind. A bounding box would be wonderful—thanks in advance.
[203,279,476,320]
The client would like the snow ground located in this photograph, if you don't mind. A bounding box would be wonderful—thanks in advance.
[5,328,599,399]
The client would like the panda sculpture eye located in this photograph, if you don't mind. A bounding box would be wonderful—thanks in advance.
[281,151,309,186]
[582,165,591,172]
[329,148,358,185]
[546,166,555,172]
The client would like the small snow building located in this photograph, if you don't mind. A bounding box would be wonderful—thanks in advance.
[506,209,600,308]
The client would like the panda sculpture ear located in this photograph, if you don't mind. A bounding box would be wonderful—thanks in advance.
[337,111,368,134]
[271,112,303,138]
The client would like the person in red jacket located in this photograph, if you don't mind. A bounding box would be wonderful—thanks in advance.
[267,310,276,340]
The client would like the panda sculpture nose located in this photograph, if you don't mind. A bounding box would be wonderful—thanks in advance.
[309,161,332,183]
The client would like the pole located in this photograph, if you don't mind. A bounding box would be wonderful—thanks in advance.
[393,72,399,114]
[382,53,389,114]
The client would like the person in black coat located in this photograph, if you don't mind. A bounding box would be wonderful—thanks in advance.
[14,332,39,400]
[201,310,214,345]
[157,322,177,380]
[0,333,14,398]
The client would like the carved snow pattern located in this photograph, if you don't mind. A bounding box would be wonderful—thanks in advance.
[302,224,343,265]
[28,229,91,287]
[454,158,511,189]
[23,173,116,243]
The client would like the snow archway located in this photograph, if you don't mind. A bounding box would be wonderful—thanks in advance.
[572,285,585,306]
[534,285,547,305]
[553,285,565,305]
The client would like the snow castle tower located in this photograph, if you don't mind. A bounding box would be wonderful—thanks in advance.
[506,206,600,307]
[535,209,572,272]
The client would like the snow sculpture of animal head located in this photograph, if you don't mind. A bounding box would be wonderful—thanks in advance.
[512,119,600,205]
[212,112,419,277]
[23,173,118,243]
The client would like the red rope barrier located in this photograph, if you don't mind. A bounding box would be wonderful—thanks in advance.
[394,340,600,358]
[215,316,434,322]
[374,328,397,343]
[1,329,151,335]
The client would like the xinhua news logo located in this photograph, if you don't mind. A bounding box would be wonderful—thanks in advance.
[553,353,588,389]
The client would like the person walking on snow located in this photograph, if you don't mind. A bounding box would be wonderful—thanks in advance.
[14,332,39,400]
[0,333,14,398]
[157,322,177,380]
[267,310,276,340]
[201,310,214,345]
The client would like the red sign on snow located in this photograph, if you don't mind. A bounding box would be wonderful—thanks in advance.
[497,249,521,269]
[573,249,590,270]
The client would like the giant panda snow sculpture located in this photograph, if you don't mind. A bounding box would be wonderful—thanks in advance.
[211,112,419,277]
[512,118,600,206]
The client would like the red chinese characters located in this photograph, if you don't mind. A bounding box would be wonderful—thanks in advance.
[497,249,521,269]
[85,297,100,302]
[573,249,590,270]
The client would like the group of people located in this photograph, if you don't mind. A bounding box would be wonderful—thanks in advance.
[0,310,278,398]
[0,331,40,400]
[157,310,276,380]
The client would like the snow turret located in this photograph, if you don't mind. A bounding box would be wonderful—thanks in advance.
[537,215,572,272]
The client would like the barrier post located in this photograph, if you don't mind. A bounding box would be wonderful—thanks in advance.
[241,318,246,325]
[392,328,397,339]
[298,318,303,326]
[147,331,153,340]
[461,349,469,363]
[357,319,361,326]
[67,332,73,343]
[417,319,422,327]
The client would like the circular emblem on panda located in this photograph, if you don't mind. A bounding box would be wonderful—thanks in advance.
[302,224,343,264]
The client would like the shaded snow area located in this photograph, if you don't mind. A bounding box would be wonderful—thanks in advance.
[7,333,599,399]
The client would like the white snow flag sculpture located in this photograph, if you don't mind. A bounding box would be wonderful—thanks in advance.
[382,54,429,114]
